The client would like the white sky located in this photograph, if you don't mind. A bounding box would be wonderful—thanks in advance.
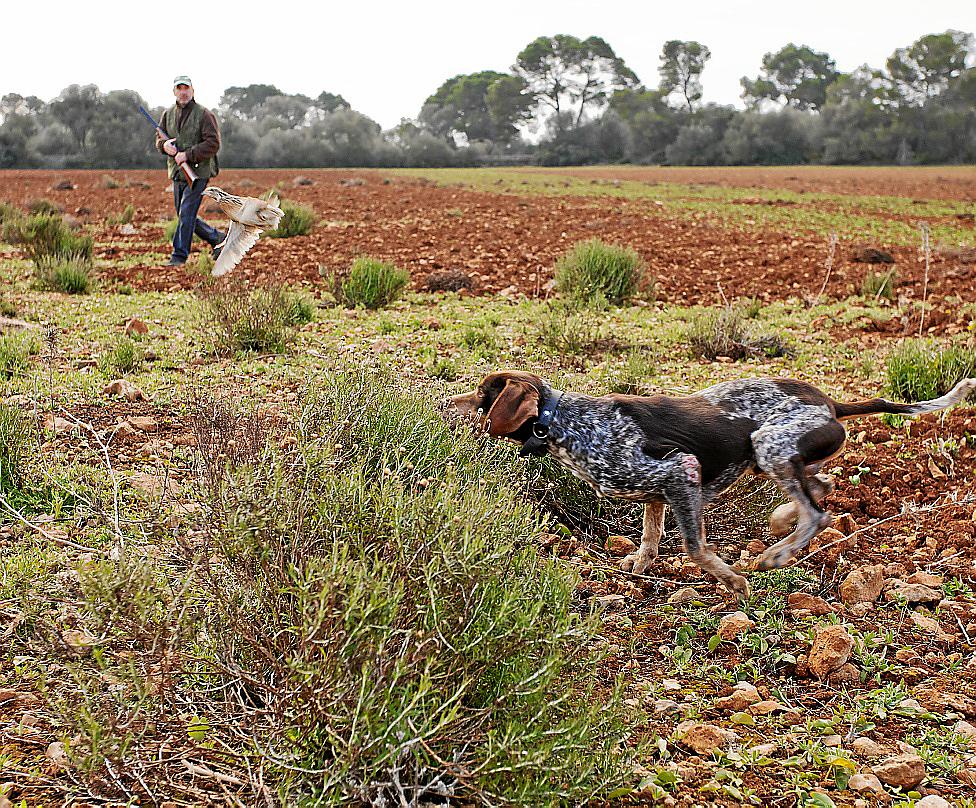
[3,0,973,128]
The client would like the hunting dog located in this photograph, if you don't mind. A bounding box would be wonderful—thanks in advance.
[449,371,976,596]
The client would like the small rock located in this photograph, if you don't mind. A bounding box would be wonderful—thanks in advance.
[873,752,926,788]
[915,796,951,808]
[954,720,976,748]
[662,678,681,692]
[885,579,942,605]
[910,611,955,641]
[850,246,895,264]
[768,502,797,538]
[606,535,637,556]
[809,624,854,678]
[848,772,885,794]
[126,415,158,433]
[103,379,148,402]
[124,317,149,336]
[883,562,909,579]
[61,629,95,656]
[907,571,943,587]
[594,594,627,611]
[852,737,885,758]
[43,413,77,435]
[717,611,754,641]
[787,592,832,615]
[46,741,69,768]
[827,662,860,686]
[667,587,700,605]
[935,692,976,716]
[653,699,681,715]
[746,538,766,554]
[822,734,842,747]
[675,721,737,755]
[839,564,884,604]
[749,699,790,715]
[118,223,137,236]
[716,682,761,711]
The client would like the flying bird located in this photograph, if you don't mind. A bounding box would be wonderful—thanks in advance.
[201,187,285,277]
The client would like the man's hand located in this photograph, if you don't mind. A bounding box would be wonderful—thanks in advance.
[162,138,178,157]
[175,151,188,165]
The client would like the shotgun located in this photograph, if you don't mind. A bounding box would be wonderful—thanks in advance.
[138,105,199,183]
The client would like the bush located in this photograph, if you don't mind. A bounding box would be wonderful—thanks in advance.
[555,238,645,305]
[861,268,897,300]
[12,213,93,263]
[135,372,629,802]
[27,198,61,215]
[264,199,315,238]
[0,201,22,229]
[885,340,976,401]
[99,335,143,377]
[33,256,92,294]
[333,256,409,309]
[107,203,135,226]
[537,298,603,357]
[162,218,178,243]
[0,332,38,378]
[685,305,793,361]
[100,174,121,189]
[199,281,311,355]
[0,403,29,495]
[0,299,16,317]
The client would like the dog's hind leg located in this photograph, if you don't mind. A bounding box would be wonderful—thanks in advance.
[666,455,750,598]
[620,501,666,575]
[753,417,846,570]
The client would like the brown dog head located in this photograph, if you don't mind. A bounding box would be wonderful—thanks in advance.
[448,371,545,439]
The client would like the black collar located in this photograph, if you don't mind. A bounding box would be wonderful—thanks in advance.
[519,388,564,457]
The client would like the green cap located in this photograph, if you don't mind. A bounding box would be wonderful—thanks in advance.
[173,75,193,88]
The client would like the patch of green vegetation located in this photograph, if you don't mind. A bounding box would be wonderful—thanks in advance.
[885,339,976,401]
[33,255,92,294]
[199,282,314,355]
[264,198,316,238]
[554,238,646,305]
[0,331,38,378]
[98,335,143,377]
[331,256,409,309]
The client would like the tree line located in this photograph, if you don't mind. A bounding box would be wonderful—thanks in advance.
[1,29,973,169]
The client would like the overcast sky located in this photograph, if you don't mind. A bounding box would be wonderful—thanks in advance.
[3,0,973,127]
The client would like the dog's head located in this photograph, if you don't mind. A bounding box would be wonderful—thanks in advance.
[448,370,545,441]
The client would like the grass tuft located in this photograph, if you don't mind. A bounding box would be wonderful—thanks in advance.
[554,238,645,305]
[885,340,976,401]
[332,256,409,309]
[199,281,313,355]
[33,256,92,294]
[264,198,316,238]
[0,403,30,495]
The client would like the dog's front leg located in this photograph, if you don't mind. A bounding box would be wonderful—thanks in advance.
[619,501,666,575]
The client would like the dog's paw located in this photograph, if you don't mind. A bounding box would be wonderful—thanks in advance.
[724,573,751,600]
[619,551,656,575]
[753,545,795,571]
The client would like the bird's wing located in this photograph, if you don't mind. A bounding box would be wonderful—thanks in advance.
[212,220,263,277]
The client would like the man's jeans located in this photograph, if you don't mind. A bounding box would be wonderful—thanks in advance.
[171,177,225,262]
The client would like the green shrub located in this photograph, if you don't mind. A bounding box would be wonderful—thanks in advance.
[195,250,214,275]
[608,347,659,394]
[13,213,93,263]
[27,198,61,215]
[199,282,311,355]
[334,256,409,309]
[0,403,30,494]
[554,238,645,305]
[100,174,121,189]
[537,298,603,356]
[33,256,92,294]
[0,201,21,228]
[264,199,315,238]
[685,305,793,361]
[0,332,38,378]
[885,340,976,401]
[0,299,16,317]
[99,335,143,377]
[107,203,135,225]
[861,268,897,300]
[285,291,316,325]
[162,218,178,243]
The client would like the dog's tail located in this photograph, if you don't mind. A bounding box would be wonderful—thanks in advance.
[833,378,976,420]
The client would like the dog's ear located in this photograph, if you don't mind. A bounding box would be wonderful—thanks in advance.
[485,378,539,436]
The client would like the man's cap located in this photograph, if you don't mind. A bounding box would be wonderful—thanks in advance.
[173,75,193,88]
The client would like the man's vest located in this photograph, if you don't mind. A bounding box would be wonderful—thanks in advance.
[161,101,219,181]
